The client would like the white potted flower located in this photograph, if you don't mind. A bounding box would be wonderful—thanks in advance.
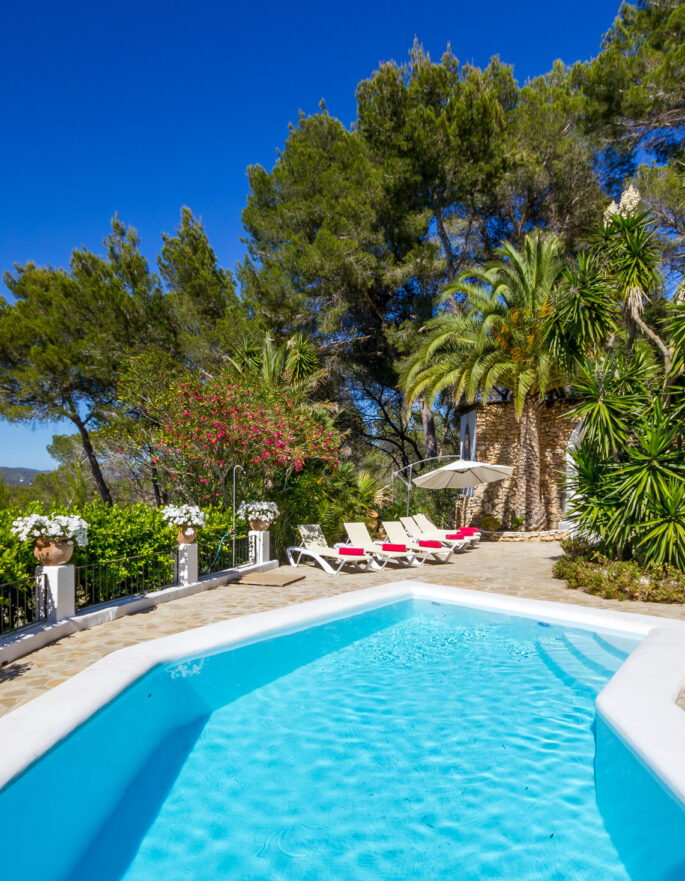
[12,513,89,566]
[238,501,280,532]
[161,504,206,544]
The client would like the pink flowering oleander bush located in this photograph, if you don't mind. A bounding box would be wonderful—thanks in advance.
[152,374,340,505]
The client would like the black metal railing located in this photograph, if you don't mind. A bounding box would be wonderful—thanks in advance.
[0,572,48,636]
[75,549,179,610]
[198,534,252,576]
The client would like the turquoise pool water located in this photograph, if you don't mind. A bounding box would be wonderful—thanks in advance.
[3,599,685,880]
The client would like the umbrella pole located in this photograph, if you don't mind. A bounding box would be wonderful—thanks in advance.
[406,463,412,516]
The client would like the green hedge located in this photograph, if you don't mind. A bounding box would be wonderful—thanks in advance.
[0,503,236,585]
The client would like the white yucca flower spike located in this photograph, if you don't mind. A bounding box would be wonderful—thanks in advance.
[603,201,620,226]
[604,185,641,226]
[619,184,641,215]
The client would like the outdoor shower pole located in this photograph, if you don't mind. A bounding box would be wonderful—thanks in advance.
[232,464,244,563]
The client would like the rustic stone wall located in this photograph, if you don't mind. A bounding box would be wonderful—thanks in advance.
[454,401,577,530]
[480,529,571,542]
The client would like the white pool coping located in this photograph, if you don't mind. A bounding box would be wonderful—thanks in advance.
[1,581,684,806]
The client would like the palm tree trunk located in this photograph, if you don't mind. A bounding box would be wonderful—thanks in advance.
[515,397,545,530]
[419,396,438,460]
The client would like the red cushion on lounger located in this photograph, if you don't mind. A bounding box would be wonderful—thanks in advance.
[382,543,406,552]
[339,546,364,556]
[418,540,442,548]
[446,532,464,539]
[462,527,479,534]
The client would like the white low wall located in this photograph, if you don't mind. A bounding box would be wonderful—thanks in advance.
[0,534,276,666]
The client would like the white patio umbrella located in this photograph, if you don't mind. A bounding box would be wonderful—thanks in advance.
[412,459,513,490]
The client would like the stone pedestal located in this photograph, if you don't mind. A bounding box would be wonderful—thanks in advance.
[177,543,199,586]
[249,530,270,565]
[41,564,75,622]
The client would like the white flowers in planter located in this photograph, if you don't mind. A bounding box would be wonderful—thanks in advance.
[11,513,89,547]
[238,501,280,524]
[160,504,206,529]
[162,505,205,529]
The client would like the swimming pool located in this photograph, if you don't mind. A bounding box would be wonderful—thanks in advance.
[2,585,685,880]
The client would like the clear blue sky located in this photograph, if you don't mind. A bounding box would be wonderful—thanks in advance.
[0,0,621,469]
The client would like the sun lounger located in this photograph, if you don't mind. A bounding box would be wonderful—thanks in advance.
[400,516,471,550]
[287,524,372,575]
[382,521,454,564]
[344,522,416,570]
[415,513,480,545]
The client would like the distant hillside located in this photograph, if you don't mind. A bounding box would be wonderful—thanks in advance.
[0,467,51,486]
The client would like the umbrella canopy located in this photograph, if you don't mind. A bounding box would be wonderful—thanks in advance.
[412,459,513,490]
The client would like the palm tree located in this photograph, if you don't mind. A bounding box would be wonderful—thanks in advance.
[226,332,324,393]
[318,462,389,539]
[402,231,566,530]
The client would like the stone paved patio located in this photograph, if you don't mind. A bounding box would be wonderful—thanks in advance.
[2,542,685,718]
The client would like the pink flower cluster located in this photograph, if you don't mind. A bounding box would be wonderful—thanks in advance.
[155,378,339,494]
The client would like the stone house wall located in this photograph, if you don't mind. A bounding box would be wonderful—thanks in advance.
[454,401,578,530]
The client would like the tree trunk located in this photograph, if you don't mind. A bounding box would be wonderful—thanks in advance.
[419,396,438,460]
[515,398,546,531]
[70,414,113,505]
[433,197,459,316]
[630,308,673,376]
[150,459,163,507]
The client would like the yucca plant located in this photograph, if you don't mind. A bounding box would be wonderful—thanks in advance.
[552,196,685,573]
[565,446,622,547]
[595,207,678,378]
[615,401,685,507]
[563,348,655,457]
[543,254,618,369]
[638,480,685,571]
[566,401,685,567]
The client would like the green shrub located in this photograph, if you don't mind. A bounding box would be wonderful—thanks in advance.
[554,540,685,603]
[557,537,601,561]
[268,469,329,556]
[480,515,502,532]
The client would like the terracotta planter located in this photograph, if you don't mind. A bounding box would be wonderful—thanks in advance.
[33,538,74,566]
[176,524,198,544]
[249,518,271,532]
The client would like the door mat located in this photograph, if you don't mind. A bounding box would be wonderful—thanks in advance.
[236,569,305,587]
